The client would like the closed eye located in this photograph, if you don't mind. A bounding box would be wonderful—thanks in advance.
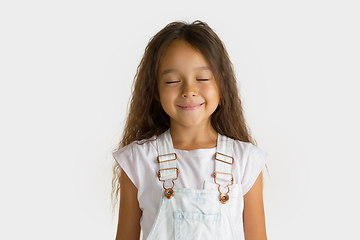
[166,81,180,84]
[197,79,209,81]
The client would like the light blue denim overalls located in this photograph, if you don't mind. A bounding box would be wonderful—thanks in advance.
[146,130,243,240]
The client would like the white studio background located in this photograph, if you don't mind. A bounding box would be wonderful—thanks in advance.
[1,0,359,239]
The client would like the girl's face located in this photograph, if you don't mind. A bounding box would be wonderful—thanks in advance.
[157,40,220,130]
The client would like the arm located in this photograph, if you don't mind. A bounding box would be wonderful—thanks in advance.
[243,172,267,240]
[115,169,142,240]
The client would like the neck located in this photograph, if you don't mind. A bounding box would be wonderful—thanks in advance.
[169,122,218,150]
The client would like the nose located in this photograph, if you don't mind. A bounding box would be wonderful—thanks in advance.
[181,81,197,98]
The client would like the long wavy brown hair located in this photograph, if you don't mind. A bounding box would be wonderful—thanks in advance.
[112,20,255,206]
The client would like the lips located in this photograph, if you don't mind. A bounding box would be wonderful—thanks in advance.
[177,103,204,110]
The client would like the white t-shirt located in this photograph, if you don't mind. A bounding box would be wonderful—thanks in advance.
[113,136,267,239]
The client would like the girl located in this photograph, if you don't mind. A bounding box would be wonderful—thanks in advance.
[112,20,268,240]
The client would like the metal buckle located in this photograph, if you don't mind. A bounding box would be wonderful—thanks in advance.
[157,153,177,163]
[157,152,179,199]
[158,169,179,199]
[213,172,234,204]
[214,152,234,164]
[157,168,179,181]
[161,178,176,199]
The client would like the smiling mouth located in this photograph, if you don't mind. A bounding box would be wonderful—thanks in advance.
[177,103,204,110]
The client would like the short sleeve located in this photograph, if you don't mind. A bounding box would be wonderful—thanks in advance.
[241,144,268,195]
[112,144,139,189]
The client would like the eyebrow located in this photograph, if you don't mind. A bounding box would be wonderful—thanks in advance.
[160,66,212,76]
[160,69,176,76]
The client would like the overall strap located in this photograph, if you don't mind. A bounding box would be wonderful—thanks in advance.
[156,129,178,198]
[214,133,234,204]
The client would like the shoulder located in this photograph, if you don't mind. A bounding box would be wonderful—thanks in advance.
[232,140,267,161]
[113,136,157,159]
[232,140,268,177]
[112,136,158,189]
[112,136,158,172]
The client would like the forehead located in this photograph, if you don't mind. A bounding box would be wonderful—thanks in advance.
[158,40,211,74]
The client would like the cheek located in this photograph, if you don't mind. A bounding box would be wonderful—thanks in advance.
[159,88,176,110]
[159,89,173,103]
[161,85,179,98]
[205,85,220,102]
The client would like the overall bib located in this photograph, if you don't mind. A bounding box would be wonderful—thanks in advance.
[146,130,243,240]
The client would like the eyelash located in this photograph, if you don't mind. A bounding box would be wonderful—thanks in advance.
[166,79,209,84]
